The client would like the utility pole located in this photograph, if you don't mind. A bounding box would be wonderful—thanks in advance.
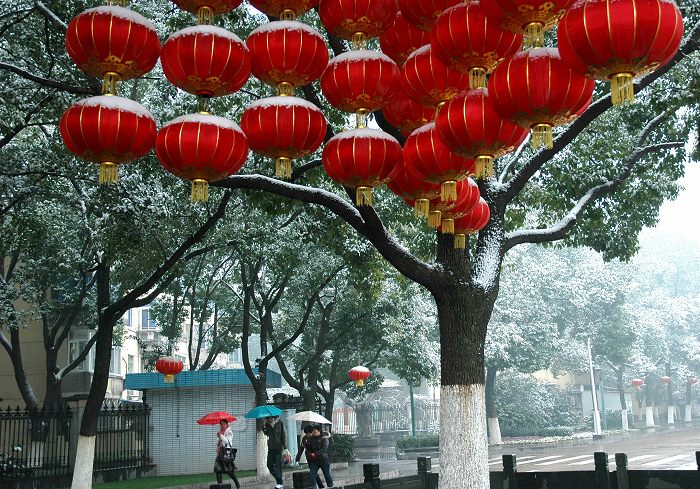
[588,338,602,437]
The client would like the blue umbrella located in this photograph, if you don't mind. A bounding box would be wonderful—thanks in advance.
[245,405,284,419]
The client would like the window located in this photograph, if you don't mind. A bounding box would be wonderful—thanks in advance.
[68,340,95,372]
[175,354,187,366]
[229,348,242,364]
[127,355,135,374]
[141,308,156,330]
[124,310,132,328]
[110,348,122,375]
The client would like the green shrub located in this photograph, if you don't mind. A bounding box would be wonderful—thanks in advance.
[329,434,355,462]
[395,434,440,451]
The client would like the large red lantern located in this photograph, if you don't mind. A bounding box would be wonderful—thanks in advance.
[435,88,528,179]
[156,114,249,202]
[403,122,476,203]
[246,21,329,94]
[397,0,462,32]
[488,48,595,149]
[60,96,156,184]
[661,376,672,385]
[249,0,320,18]
[423,179,478,228]
[319,0,396,44]
[161,26,251,98]
[435,178,480,233]
[431,2,523,88]
[240,97,327,179]
[401,45,470,109]
[322,129,402,206]
[689,378,698,386]
[156,356,184,383]
[65,6,161,94]
[170,0,243,23]
[558,0,683,105]
[321,51,400,126]
[379,12,431,66]
[632,378,644,389]
[349,366,371,387]
[453,198,490,248]
[388,163,441,218]
[479,0,575,47]
[382,90,435,137]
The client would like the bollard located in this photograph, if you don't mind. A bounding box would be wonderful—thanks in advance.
[696,451,700,489]
[594,452,611,489]
[293,471,313,489]
[210,485,231,489]
[364,463,381,489]
[503,454,518,489]
[418,457,432,489]
[615,453,629,489]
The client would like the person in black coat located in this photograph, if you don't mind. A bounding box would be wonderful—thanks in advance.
[296,424,325,488]
[307,425,334,489]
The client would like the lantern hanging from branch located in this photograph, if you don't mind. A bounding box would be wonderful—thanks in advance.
[387,163,441,218]
[249,0,320,19]
[156,356,185,383]
[382,90,435,138]
[431,2,523,88]
[488,48,594,149]
[423,179,479,229]
[319,0,396,46]
[60,96,156,184]
[65,6,161,95]
[661,376,672,385]
[688,378,698,386]
[558,0,683,105]
[379,12,431,65]
[631,378,644,389]
[322,128,402,207]
[453,198,490,249]
[240,97,327,180]
[397,0,462,32]
[349,366,371,387]
[435,178,480,234]
[155,114,250,202]
[170,0,243,24]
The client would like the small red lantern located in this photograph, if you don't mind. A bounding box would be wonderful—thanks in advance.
[321,51,400,126]
[435,88,528,179]
[382,89,435,137]
[246,21,329,94]
[322,128,402,207]
[688,378,698,386]
[453,198,490,248]
[379,12,431,66]
[488,48,595,149]
[431,2,523,88]
[60,96,156,184]
[397,0,462,32]
[423,179,478,229]
[156,114,249,202]
[436,178,481,233]
[241,97,327,179]
[401,45,470,109]
[170,0,243,23]
[249,0,320,18]
[403,122,476,203]
[387,163,441,218]
[632,378,644,389]
[161,26,251,98]
[349,366,371,387]
[156,356,184,383]
[479,0,574,47]
[558,0,683,105]
[661,376,672,385]
[319,0,396,44]
[65,6,161,94]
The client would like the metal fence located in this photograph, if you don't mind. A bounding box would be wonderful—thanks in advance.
[94,402,151,472]
[332,403,440,435]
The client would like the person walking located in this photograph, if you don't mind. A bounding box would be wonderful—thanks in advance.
[308,425,333,489]
[263,416,286,489]
[296,424,325,489]
[214,419,240,489]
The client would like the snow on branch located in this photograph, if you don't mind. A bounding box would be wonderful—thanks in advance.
[34,1,68,31]
[0,62,97,96]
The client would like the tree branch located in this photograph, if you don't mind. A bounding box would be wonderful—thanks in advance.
[34,1,67,31]
[57,333,98,379]
[0,62,98,96]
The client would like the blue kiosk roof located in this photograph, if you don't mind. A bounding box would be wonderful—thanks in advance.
[125,368,281,391]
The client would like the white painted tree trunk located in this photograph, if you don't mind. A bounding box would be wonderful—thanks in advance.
[256,429,271,479]
[439,385,489,489]
[685,404,693,422]
[487,417,502,446]
[645,406,655,427]
[667,406,675,425]
[71,436,95,489]
[620,409,629,431]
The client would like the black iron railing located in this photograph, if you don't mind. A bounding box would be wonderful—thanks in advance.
[94,401,151,472]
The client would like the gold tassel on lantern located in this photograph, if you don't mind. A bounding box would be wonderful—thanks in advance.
[523,22,545,48]
[351,32,368,50]
[611,73,634,105]
[532,124,553,149]
[356,186,373,207]
[441,218,455,234]
[191,179,209,203]
[275,157,293,180]
[454,233,467,250]
[469,67,487,89]
[428,210,442,229]
[277,82,294,97]
[102,72,120,96]
[197,6,214,25]
[355,379,364,387]
[99,162,118,185]
[414,198,430,219]
[441,180,457,203]
[475,156,494,179]
[280,9,296,20]
[355,108,369,129]
[164,374,175,384]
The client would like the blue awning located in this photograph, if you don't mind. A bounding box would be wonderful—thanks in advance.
[125,368,281,390]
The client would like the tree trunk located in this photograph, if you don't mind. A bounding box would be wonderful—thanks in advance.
[7,328,40,411]
[615,368,629,430]
[254,387,271,478]
[355,402,374,439]
[485,366,502,445]
[685,383,693,422]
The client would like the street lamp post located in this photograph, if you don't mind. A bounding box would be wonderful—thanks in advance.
[588,338,603,437]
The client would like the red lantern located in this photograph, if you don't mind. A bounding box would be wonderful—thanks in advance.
[379,12,431,65]
[319,0,396,43]
[397,0,462,32]
[349,366,371,387]
[631,378,644,389]
[388,162,441,218]
[488,48,595,149]
[170,0,243,23]
[661,376,672,385]
[479,0,575,47]
[246,21,329,94]
[453,198,490,248]
[249,0,320,18]
[422,179,478,228]
[161,26,251,98]
[382,89,435,137]
[240,97,327,179]
[403,122,476,203]
[156,356,184,383]
[65,6,161,94]
[435,178,480,233]
[431,2,523,88]
[435,88,528,179]
[401,45,471,109]
[689,378,698,386]
[321,51,400,126]
[322,128,402,206]
[60,96,156,184]
[558,0,683,105]
[156,114,249,202]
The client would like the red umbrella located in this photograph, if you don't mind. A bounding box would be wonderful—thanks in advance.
[197,411,237,425]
